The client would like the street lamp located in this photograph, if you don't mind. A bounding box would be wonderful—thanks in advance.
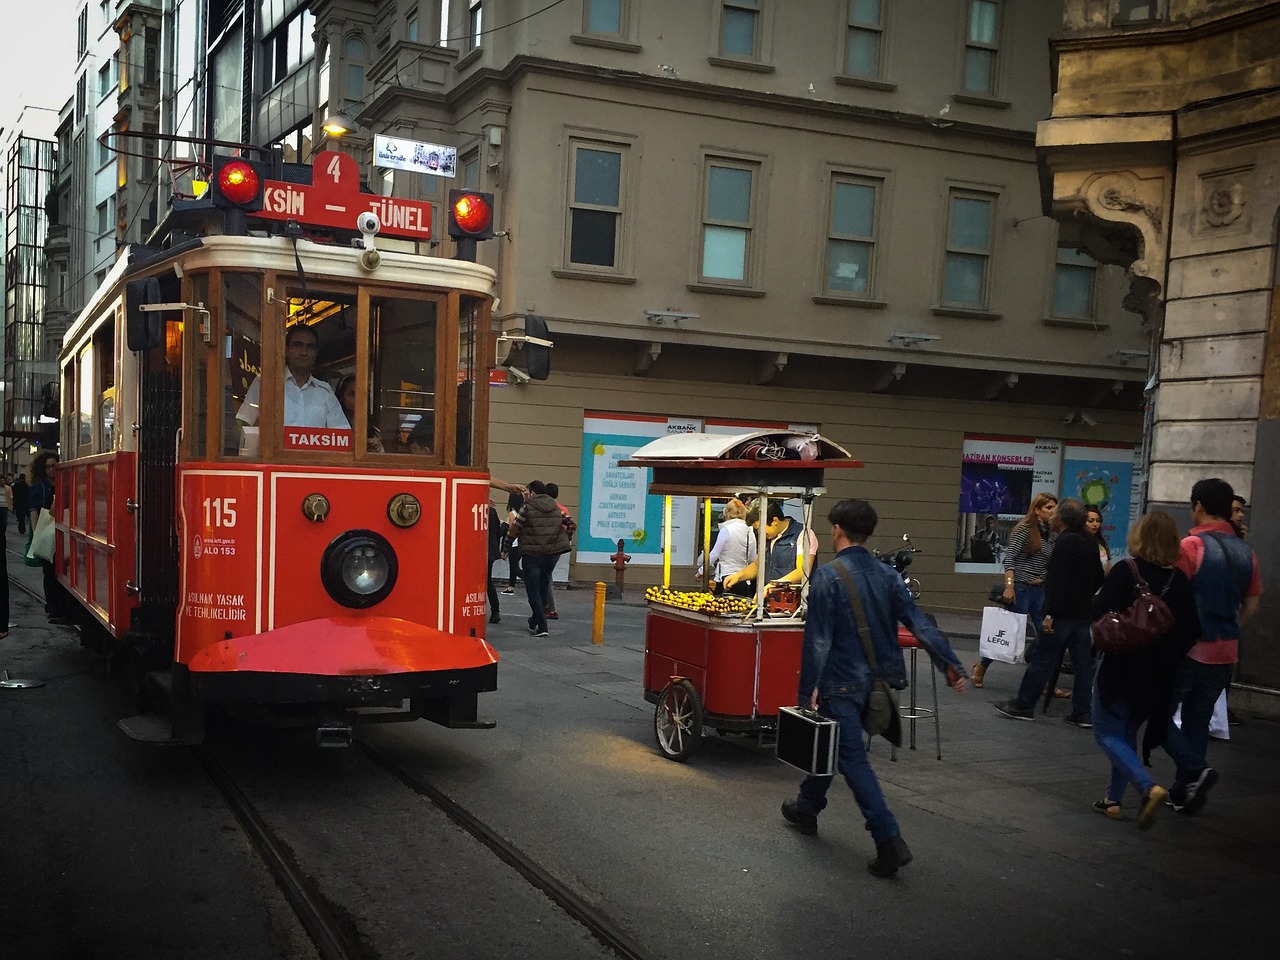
[321,111,356,137]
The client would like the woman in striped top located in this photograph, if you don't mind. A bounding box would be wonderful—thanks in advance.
[972,492,1057,687]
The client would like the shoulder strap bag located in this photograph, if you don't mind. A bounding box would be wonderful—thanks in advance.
[1091,559,1175,655]
[831,561,902,746]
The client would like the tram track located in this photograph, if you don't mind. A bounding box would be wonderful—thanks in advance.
[194,746,368,960]
[355,737,660,960]
[193,729,660,960]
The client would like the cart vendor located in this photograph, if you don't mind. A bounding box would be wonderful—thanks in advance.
[723,501,819,592]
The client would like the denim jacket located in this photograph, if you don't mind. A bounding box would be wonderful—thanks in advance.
[797,546,964,702]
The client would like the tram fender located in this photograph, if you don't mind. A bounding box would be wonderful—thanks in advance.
[185,617,500,675]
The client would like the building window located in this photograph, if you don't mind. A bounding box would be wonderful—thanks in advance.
[98,63,112,98]
[468,0,483,51]
[585,0,623,34]
[961,0,1000,96]
[76,73,86,119]
[941,190,995,308]
[272,123,313,165]
[77,6,87,57]
[145,27,161,84]
[845,0,884,77]
[461,151,480,188]
[700,160,758,284]
[1115,0,1163,22]
[825,176,880,296]
[265,8,315,89]
[720,0,760,58]
[345,36,366,100]
[1052,248,1097,320]
[406,12,418,41]
[567,142,625,269]
[98,135,110,166]
[97,201,109,237]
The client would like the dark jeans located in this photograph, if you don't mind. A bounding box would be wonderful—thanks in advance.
[1165,658,1233,791]
[522,553,559,633]
[487,559,500,619]
[543,555,560,612]
[1013,617,1094,716]
[795,694,900,845]
[981,582,1044,669]
[41,559,72,618]
[16,507,27,535]
[507,546,523,587]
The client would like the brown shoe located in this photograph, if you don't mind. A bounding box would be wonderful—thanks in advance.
[971,662,986,689]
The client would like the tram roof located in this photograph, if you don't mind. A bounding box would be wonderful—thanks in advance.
[62,235,498,356]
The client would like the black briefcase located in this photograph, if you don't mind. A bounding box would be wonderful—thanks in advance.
[775,706,839,776]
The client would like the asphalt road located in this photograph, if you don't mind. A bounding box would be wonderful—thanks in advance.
[3,561,1277,959]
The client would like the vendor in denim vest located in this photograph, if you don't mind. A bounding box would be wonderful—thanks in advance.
[1163,478,1261,815]
[781,498,967,878]
[723,501,817,594]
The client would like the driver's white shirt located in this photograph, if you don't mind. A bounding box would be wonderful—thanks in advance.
[236,369,348,429]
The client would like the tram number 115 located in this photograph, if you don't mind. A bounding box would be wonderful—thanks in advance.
[204,498,239,528]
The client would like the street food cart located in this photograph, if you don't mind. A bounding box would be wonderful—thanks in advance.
[619,432,862,761]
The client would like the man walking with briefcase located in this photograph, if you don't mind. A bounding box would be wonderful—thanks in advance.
[781,499,968,878]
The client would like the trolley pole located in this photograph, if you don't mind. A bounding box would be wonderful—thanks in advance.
[591,582,607,647]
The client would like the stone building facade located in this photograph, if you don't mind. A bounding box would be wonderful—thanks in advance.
[1038,0,1280,701]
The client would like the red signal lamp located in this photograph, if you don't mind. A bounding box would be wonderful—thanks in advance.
[210,155,265,212]
[448,190,494,239]
[218,161,261,205]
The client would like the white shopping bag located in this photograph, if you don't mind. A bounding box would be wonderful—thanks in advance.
[1173,690,1230,741]
[979,605,1028,664]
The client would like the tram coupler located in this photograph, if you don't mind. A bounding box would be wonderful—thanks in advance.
[315,723,354,748]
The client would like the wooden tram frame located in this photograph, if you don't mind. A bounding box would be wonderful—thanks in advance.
[52,187,506,744]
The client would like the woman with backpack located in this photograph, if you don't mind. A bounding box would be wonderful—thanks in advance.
[1088,511,1199,830]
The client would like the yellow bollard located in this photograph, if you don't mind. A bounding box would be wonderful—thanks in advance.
[592,581,607,646]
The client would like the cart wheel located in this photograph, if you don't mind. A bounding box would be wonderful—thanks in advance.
[654,679,703,762]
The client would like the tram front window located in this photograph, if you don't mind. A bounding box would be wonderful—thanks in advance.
[371,296,438,458]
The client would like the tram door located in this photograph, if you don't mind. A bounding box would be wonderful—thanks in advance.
[128,272,183,650]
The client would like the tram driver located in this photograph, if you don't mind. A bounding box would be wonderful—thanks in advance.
[236,324,348,431]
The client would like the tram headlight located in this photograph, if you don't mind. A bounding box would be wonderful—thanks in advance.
[321,530,399,609]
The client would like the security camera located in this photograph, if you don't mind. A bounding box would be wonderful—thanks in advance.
[507,367,532,384]
[1080,412,1097,427]
[1063,411,1076,425]
[357,211,380,236]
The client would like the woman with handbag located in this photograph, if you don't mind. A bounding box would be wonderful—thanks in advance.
[972,493,1057,687]
[27,451,75,626]
[1088,511,1199,830]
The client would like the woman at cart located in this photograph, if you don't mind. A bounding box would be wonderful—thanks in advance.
[696,498,757,597]
[723,501,819,594]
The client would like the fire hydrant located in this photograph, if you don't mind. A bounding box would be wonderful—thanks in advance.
[609,539,632,598]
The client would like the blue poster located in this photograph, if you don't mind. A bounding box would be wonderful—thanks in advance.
[1061,446,1137,562]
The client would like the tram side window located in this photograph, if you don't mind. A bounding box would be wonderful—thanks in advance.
[223,274,263,457]
[77,342,94,452]
[371,296,438,457]
[456,296,480,466]
[95,324,115,451]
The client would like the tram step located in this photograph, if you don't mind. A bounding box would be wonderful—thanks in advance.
[117,714,202,745]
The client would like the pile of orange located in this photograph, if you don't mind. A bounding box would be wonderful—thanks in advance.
[644,586,756,617]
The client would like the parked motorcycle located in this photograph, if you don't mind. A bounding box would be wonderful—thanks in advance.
[875,533,921,600]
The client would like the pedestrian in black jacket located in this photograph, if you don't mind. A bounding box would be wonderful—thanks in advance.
[1089,511,1199,828]
[996,498,1105,725]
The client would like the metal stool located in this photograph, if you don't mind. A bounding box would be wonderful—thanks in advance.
[894,628,942,760]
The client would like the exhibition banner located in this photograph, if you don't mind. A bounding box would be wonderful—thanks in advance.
[578,413,700,566]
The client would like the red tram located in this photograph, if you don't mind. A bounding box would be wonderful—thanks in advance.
[52,152,506,744]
